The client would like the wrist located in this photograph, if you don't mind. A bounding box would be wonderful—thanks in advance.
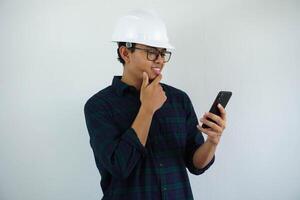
[140,104,154,117]
[206,138,218,147]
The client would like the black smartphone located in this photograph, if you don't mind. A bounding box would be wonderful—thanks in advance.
[202,91,232,128]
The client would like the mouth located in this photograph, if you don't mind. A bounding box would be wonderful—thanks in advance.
[151,67,162,75]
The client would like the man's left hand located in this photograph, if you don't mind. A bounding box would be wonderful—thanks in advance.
[197,104,227,146]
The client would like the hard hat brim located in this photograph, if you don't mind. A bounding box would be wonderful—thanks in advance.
[112,40,175,50]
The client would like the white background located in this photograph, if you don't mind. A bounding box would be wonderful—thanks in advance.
[1,0,299,199]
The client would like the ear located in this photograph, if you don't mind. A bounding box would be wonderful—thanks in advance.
[119,46,131,64]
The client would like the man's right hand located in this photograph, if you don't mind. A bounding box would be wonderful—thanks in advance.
[140,72,167,115]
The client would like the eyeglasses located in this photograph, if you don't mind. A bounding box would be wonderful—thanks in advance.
[132,47,172,63]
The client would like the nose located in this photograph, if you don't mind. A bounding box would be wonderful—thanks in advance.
[155,53,164,64]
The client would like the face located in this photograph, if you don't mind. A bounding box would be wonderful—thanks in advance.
[125,44,167,82]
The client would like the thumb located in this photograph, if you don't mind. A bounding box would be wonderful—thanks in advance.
[141,72,149,89]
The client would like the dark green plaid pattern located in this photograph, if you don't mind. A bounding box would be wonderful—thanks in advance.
[84,76,215,200]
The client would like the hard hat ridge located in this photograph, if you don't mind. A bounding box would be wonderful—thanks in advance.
[112,9,174,50]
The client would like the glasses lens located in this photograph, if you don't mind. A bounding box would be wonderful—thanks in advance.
[147,50,171,63]
[147,51,158,61]
[163,52,171,62]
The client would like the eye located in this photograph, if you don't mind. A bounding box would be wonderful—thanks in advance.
[148,51,159,59]
[148,50,158,55]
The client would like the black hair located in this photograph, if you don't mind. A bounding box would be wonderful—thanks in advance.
[117,42,136,65]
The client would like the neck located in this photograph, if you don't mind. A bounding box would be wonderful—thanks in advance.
[121,68,142,91]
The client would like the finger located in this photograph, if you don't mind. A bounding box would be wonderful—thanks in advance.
[150,74,162,86]
[204,112,225,128]
[217,103,227,121]
[197,125,221,137]
[141,72,149,89]
[200,117,223,133]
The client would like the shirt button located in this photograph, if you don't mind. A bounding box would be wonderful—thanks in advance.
[162,186,167,191]
[159,163,163,167]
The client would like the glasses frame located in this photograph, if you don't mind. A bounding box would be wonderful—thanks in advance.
[130,46,172,63]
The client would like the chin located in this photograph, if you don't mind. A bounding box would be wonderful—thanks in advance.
[150,72,159,79]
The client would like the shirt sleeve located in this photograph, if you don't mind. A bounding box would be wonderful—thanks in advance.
[183,92,215,175]
[84,99,147,179]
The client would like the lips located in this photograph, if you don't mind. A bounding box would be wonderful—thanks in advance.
[151,67,161,75]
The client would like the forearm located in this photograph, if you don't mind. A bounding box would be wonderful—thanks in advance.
[192,140,217,169]
[131,105,154,146]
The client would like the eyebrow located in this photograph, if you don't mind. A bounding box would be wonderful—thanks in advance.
[137,45,167,52]
[145,47,167,52]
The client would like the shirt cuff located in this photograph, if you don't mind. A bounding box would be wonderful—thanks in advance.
[121,127,148,156]
[190,155,215,175]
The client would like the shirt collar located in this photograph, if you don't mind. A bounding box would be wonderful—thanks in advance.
[112,76,139,96]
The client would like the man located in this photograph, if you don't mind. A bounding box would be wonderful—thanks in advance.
[84,10,227,200]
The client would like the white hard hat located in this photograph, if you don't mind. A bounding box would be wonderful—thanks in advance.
[112,9,174,49]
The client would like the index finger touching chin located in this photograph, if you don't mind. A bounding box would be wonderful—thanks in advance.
[152,74,162,85]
